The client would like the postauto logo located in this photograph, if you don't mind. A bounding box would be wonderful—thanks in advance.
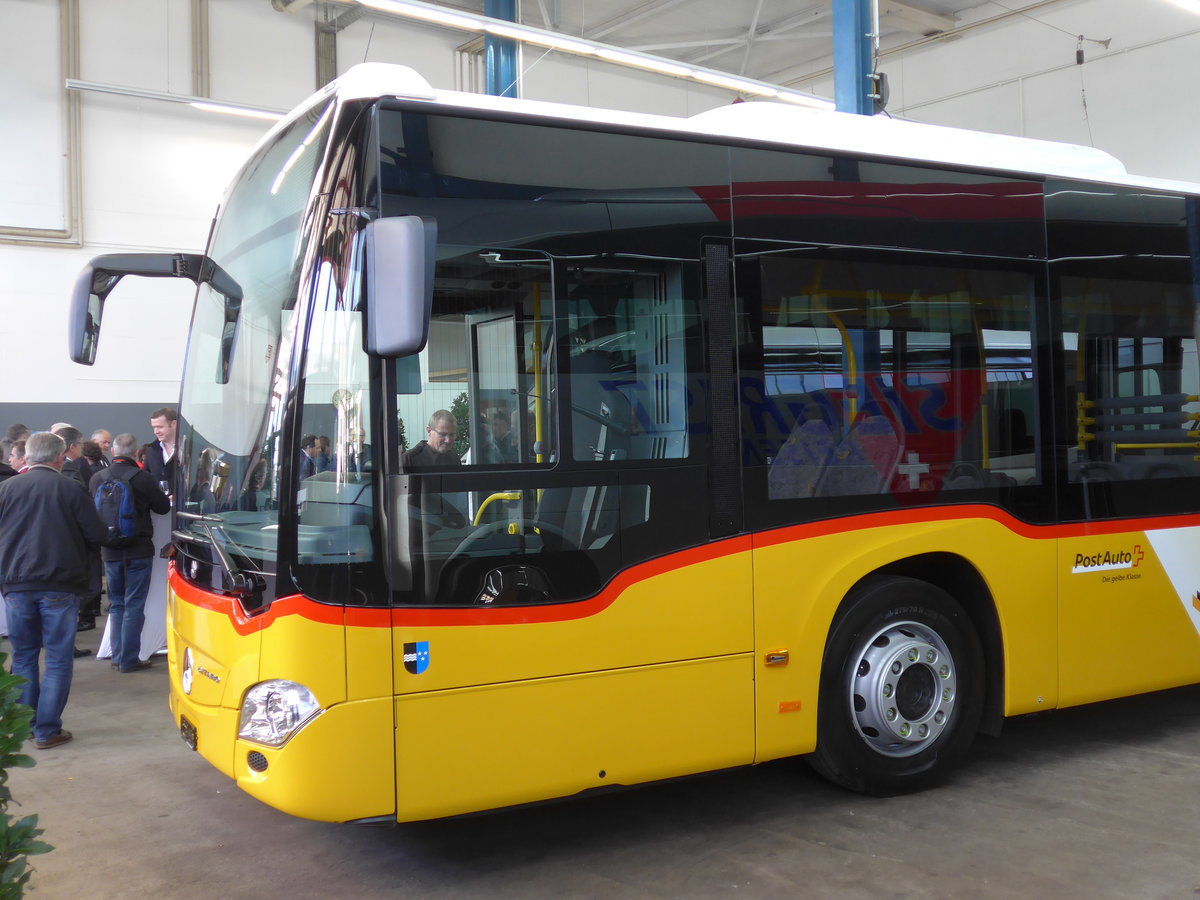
[1071,544,1144,574]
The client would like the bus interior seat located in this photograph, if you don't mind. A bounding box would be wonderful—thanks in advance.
[534,482,647,551]
[996,408,1033,455]
[817,415,902,496]
[570,349,632,461]
[942,462,1017,490]
[768,419,835,499]
[1070,460,1127,483]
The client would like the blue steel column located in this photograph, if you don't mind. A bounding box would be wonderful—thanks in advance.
[833,0,873,115]
[485,0,519,97]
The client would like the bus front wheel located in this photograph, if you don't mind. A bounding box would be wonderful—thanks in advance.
[808,575,984,795]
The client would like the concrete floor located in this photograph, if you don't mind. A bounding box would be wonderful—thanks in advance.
[12,621,1200,899]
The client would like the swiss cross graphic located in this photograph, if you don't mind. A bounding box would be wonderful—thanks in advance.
[1133,545,1144,567]
[897,452,930,489]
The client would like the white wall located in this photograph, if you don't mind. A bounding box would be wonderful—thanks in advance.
[1,0,1198,420]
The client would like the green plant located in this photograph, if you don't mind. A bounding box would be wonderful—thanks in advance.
[0,652,51,898]
[450,392,472,460]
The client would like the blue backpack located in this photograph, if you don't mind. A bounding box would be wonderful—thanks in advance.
[95,468,138,546]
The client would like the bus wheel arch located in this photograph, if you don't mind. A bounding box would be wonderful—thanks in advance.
[876,553,1004,737]
[807,569,988,795]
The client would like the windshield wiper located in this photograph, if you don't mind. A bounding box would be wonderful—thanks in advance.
[174,511,263,598]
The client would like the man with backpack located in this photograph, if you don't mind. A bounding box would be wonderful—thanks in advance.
[89,433,170,673]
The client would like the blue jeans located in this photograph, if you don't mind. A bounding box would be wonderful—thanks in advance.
[4,591,81,743]
[104,557,154,672]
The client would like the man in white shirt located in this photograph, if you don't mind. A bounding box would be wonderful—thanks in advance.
[145,407,178,490]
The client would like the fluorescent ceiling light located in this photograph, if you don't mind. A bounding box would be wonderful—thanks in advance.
[66,79,288,120]
[484,22,529,41]
[691,70,779,97]
[520,32,597,55]
[776,90,833,109]
[191,101,285,121]
[1164,0,1200,13]
[595,47,693,78]
[360,0,481,30]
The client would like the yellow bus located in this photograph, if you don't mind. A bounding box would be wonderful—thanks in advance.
[69,63,1200,823]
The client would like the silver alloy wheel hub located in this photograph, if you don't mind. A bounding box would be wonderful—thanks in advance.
[849,619,956,758]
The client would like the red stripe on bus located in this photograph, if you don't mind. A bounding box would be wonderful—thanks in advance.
[169,507,1200,632]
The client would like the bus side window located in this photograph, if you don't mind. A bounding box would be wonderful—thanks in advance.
[565,272,698,464]
[753,253,1036,498]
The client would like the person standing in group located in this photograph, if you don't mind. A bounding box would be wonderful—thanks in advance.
[51,425,89,492]
[49,424,97,652]
[90,429,113,463]
[0,432,107,749]
[299,433,319,480]
[90,433,171,673]
[77,438,111,631]
[81,429,112,482]
[0,439,16,484]
[79,440,107,483]
[4,423,30,444]
[144,407,178,493]
[8,438,27,474]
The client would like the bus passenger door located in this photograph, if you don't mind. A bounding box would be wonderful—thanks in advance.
[389,251,756,820]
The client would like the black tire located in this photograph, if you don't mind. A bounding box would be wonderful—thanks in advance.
[808,575,984,795]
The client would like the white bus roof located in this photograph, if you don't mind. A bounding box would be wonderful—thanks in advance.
[293,62,1200,195]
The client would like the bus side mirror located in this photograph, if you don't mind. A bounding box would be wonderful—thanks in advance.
[364,215,436,358]
[68,252,242,367]
[70,254,185,365]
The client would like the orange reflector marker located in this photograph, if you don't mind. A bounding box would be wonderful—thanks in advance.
[778,700,802,713]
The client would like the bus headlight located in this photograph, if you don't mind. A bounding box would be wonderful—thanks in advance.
[238,680,321,747]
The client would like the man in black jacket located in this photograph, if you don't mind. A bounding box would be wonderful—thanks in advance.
[0,432,107,749]
[144,407,178,493]
[90,433,171,673]
[51,425,89,491]
[51,424,101,637]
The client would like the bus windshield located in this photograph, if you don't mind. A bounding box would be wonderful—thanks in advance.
[174,97,335,588]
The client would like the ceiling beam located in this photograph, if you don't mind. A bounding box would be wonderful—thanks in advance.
[739,0,766,75]
[582,0,693,42]
[662,5,833,66]
[879,0,957,36]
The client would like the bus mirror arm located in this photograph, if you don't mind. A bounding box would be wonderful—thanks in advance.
[69,252,243,365]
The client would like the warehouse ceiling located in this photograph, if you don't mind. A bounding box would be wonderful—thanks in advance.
[342,1,1076,89]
